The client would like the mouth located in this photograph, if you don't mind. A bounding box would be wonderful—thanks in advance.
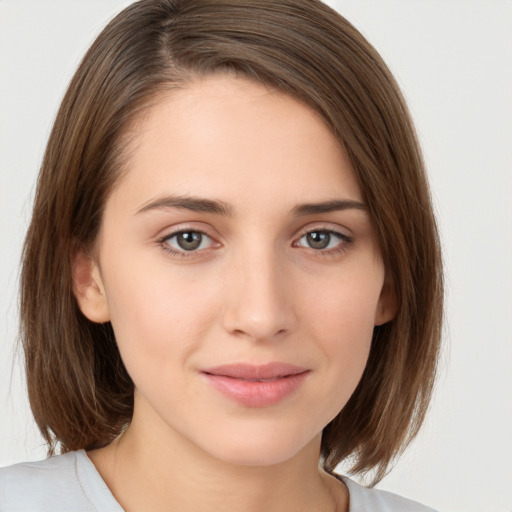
[201,362,310,407]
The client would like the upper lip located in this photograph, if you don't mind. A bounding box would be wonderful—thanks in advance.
[202,362,309,380]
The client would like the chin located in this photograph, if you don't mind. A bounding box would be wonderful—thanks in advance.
[199,425,320,468]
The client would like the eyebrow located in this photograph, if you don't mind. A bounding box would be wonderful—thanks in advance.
[136,195,366,217]
[136,195,233,216]
[291,199,367,216]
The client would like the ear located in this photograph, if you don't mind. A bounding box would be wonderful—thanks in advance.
[72,251,110,323]
[374,272,397,326]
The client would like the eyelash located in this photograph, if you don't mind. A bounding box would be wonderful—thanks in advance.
[158,228,219,258]
[294,229,353,257]
[157,227,352,259]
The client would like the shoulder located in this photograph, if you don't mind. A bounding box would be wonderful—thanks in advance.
[340,475,438,512]
[0,450,122,512]
[0,451,88,511]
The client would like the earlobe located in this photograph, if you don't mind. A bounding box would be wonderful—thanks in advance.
[375,272,397,326]
[72,251,110,323]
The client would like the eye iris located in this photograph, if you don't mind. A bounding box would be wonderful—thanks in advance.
[307,231,330,249]
[177,231,202,251]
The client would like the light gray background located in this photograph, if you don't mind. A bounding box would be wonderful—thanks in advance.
[1,1,511,511]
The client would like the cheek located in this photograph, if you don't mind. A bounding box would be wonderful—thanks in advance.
[101,256,220,376]
[300,263,383,400]
[303,261,383,343]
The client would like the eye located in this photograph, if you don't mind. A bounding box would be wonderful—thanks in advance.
[295,229,350,251]
[162,230,215,253]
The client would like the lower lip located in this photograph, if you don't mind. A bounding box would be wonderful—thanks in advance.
[203,372,309,407]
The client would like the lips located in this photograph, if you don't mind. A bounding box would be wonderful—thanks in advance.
[201,362,310,407]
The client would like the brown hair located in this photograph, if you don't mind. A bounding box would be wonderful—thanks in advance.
[20,0,443,484]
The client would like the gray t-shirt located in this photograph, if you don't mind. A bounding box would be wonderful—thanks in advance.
[0,450,437,511]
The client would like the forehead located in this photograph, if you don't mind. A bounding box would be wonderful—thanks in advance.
[110,74,362,214]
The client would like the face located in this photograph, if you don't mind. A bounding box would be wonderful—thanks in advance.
[75,75,394,467]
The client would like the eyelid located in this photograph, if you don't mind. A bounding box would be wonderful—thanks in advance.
[294,222,352,241]
[157,222,219,241]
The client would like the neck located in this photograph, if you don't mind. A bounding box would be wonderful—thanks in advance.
[88,410,347,512]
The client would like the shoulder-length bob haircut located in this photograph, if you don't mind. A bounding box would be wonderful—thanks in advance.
[20,0,443,484]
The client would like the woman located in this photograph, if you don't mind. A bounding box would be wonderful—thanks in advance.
[0,1,443,510]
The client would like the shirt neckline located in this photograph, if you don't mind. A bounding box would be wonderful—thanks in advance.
[75,449,125,512]
[76,449,361,512]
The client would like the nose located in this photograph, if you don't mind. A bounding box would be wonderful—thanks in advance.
[221,246,298,342]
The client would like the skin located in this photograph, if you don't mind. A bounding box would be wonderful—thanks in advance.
[74,74,395,512]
